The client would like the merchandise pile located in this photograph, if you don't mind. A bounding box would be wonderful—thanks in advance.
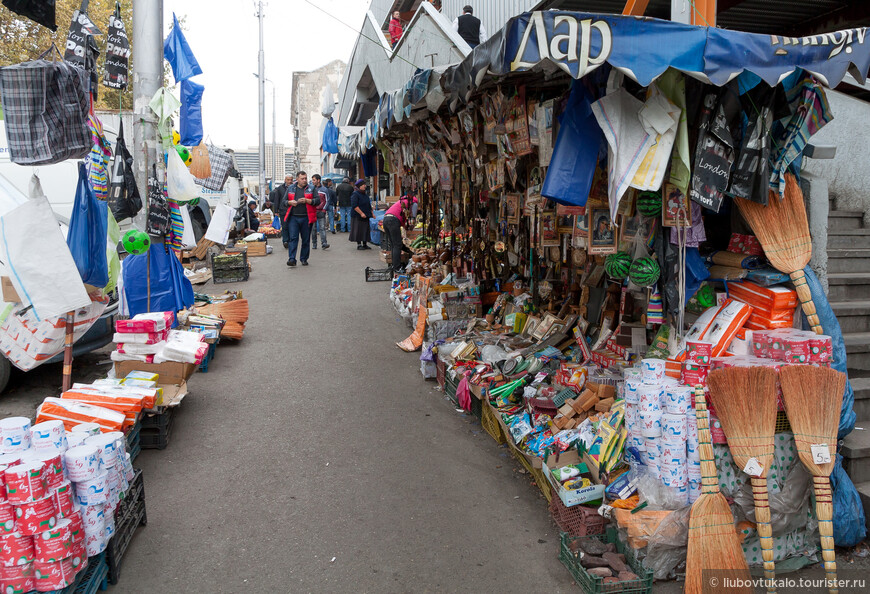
[110,312,210,365]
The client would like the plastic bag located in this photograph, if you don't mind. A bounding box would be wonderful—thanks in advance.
[67,162,109,288]
[166,146,201,204]
[179,78,204,146]
[831,454,868,547]
[107,121,142,221]
[322,118,339,154]
[121,243,194,317]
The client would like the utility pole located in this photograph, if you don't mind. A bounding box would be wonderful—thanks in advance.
[272,84,278,183]
[256,1,266,205]
[132,0,163,216]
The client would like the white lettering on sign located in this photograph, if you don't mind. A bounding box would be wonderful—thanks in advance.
[511,12,612,78]
[771,27,868,59]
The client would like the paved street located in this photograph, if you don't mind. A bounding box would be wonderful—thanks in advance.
[112,236,575,592]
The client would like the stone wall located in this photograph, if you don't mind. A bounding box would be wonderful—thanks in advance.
[291,60,345,175]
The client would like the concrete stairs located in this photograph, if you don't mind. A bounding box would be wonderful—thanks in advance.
[829,203,870,528]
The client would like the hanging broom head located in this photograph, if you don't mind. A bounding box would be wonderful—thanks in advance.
[707,367,778,477]
[189,142,212,179]
[779,365,846,476]
[686,492,753,593]
[734,174,811,275]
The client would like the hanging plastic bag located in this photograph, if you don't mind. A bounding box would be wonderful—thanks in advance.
[67,162,109,288]
[146,164,169,236]
[322,118,339,154]
[107,121,142,221]
[121,242,193,317]
[179,78,204,146]
[166,146,201,204]
[831,454,867,547]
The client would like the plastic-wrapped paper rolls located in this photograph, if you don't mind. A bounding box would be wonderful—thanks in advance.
[30,421,67,453]
[65,432,88,450]
[664,386,692,415]
[81,505,104,537]
[659,443,687,464]
[661,413,688,443]
[644,437,660,477]
[641,358,666,384]
[639,410,662,437]
[70,424,100,437]
[84,527,106,557]
[0,418,31,454]
[33,519,72,564]
[660,462,688,486]
[0,561,34,593]
[0,532,34,566]
[687,440,700,466]
[123,454,134,482]
[20,451,64,490]
[69,540,87,573]
[104,511,115,540]
[33,557,75,591]
[85,434,119,469]
[103,432,126,467]
[627,434,646,453]
[63,446,99,483]
[74,472,107,506]
[13,496,57,536]
[0,501,14,535]
[624,379,641,404]
[624,367,642,381]
[638,384,662,413]
[51,482,74,519]
[688,479,701,503]
[5,463,47,504]
[66,512,84,544]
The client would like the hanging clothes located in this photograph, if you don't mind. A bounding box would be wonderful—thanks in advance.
[2,0,57,30]
[149,88,181,147]
[103,4,130,90]
[87,114,112,200]
[167,199,185,254]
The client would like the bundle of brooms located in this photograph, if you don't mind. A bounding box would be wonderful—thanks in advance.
[686,386,752,594]
[189,142,212,179]
[198,299,248,340]
[707,367,778,593]
[735,174,822,335]
[780,365,846,594]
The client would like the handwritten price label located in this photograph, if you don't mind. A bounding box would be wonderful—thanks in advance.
[811,444,832,465]
[743,457,764,477]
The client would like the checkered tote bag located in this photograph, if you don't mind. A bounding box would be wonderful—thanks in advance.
[0,50,90,165]
[193,143,232,191]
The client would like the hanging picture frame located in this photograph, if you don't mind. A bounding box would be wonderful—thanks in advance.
[662,181,693,227]
[504,194,521,225]
[588,207,617,255]
[557,214,575,234]
[540,211,560,247]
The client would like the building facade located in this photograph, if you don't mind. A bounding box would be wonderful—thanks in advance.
[291,59,345,175]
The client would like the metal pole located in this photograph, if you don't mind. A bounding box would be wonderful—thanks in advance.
[257,1,266,205]
[62,312,74,391]
[132,0,163,212]
[272,84,278,183]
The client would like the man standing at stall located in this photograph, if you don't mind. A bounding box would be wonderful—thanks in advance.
[271,174,294,248]
[281,171,320,267]
[335,177,354,233]
[453,6,486,49]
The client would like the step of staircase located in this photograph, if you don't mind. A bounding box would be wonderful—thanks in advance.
[828,249,870,273]
[856,481,870,531]
[831,301,870,333]
[829,210,865,230]
[828,272,870,301]
[845,332,870,371]
[828,229,870,249]
[842,419,870,484]
[853,377,870,420]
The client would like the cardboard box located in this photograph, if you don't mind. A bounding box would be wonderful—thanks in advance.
[114,361,196,385]
[543,459,606,507]
[1,277,20,303]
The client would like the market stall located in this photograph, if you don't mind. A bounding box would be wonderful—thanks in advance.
[350,11,869,591]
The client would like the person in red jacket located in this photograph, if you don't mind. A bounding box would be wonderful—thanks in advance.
[281,171,321,267]
[389,11,403,48]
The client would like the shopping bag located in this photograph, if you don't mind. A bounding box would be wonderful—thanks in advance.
[146,164,169,236]
[166,144,201,203]
[107,121,142,221]
[67,162,109,289]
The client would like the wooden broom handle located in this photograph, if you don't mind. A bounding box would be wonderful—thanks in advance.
[790,270,824,335]
[813,476,837,594]
[751,476,776,593]
[693,386,719,496]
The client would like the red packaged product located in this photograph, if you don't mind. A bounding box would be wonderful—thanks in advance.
[4,464,46,505]
[0,500,15,535]
[13,496,57,536]
[0,532,34,567]
[809,335,833,364]
[65,512,84,544]
[51,483,74,519]
[33,518,72,563]
[33,557,75,591]
[0,561,34,593]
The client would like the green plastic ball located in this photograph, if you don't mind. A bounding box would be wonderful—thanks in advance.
[605,252,632,279]
[694,284,715,309]
[176,145,192,166]
[629,256,661,287]
[123,230,151,255]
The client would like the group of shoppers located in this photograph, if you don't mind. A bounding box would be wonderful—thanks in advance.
[269,172,380,265]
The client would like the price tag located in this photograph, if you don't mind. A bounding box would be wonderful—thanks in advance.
[743,457,764,477]
[811,444,832,465]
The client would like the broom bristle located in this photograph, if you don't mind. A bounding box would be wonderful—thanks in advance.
[707,367,778,475]
[189,142,212,179]
[734,174,811,274]
[221,321,245,340]
[199,300,249,323]
[779,365,845,476]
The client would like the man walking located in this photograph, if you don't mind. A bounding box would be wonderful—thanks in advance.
[310,174,330,250]
[335,177,354,232]
[270,174,294,248]
[323,179,338,234]
[453,6,487,49]
[281,171,319,267]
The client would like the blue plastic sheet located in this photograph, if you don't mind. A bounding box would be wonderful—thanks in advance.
[541,80,603,207]
[122,243,194,317]
[67,163,109,288]
[179,78,204,146]
[831,454,867,547]
[684,247,710,305]
[322,118,339,154]
[361,149,377,177]
[163,13,202,83]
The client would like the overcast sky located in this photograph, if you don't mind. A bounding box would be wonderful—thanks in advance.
[164,0,370,150]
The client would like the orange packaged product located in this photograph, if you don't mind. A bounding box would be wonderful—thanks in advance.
[728,281,797,315]
[36,398,125,432]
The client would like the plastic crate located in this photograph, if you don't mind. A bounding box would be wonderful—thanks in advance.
[549,495,606,538]
[511,446,552,503]
[775,410,791,433]
[125,423,140,462]
[198,342,217,372]
[553,388,577,408]
[481,404,507,444]
[140,410,174,450]
[141,407,173,430]
[71,552,108,594]
[559,529,654,594]
[365,267,392,282]
[436,358,446,389]
[444,374,459,406]
[211,252,249,284]
[107,471,147,585]
[115,469,145,525]
[471,397,482,420]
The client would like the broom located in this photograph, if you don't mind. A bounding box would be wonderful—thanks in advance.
[199,299,249,323]
[189,142,212,179]
[779,366,846,594]
[221,321,245,340]
[686,385,752,594]
[734,174,822,334]
[707,367,778,593]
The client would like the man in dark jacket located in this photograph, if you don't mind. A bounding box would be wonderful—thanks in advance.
[279,171,320,267]
[335,177,354,232]
[270,174,294,247]
[323,179,338,234]
[310,174,330,250]
[453,6,487,49]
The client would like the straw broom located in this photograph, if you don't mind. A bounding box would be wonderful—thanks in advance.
[686,385,752,594]
[199,299,249,323]
[707,367,779,593]
[779,366,846,594]
[734,174,823,335]
[220,321,245,340]
[189,142,212,179]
